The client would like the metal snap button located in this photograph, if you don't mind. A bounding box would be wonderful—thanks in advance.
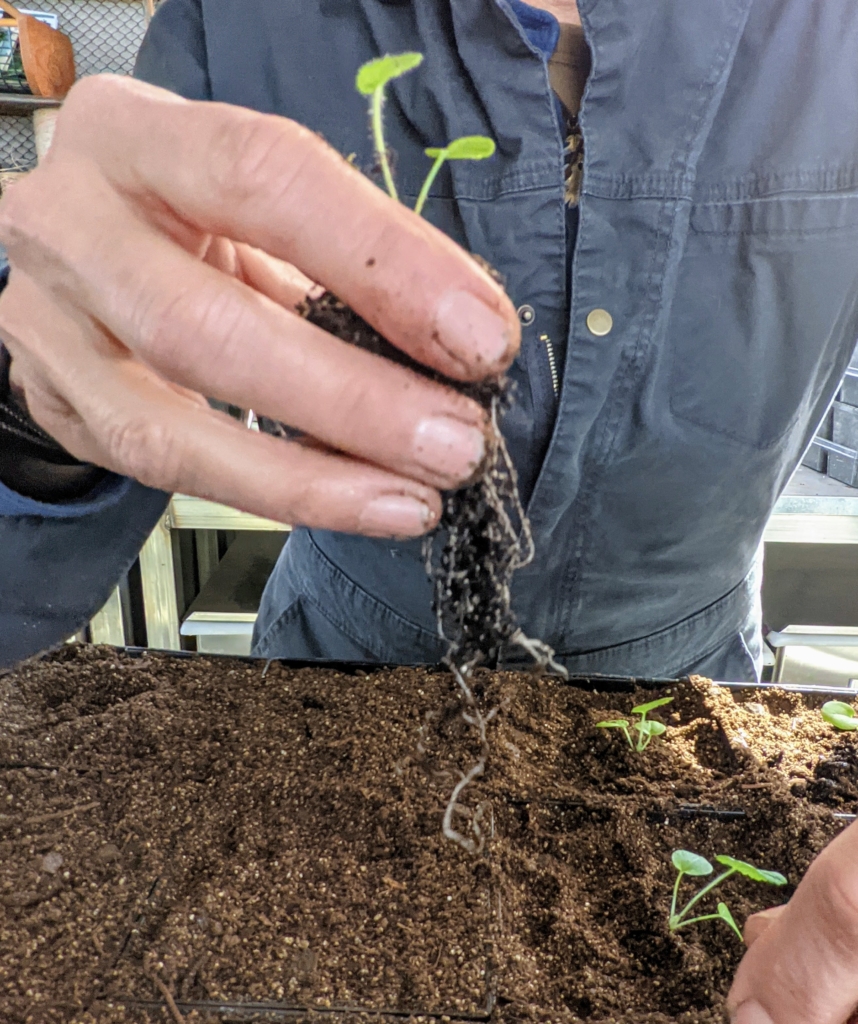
[517,304,536,326]
[586,308,614,336]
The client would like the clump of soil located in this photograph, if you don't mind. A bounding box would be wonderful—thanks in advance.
[0,646,851,1023]
[287,290,538,671]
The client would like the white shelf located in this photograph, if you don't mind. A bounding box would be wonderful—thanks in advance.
[767,467,858,543]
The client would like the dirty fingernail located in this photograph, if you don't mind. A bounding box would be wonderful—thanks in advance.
[358,495,435,537]
[413,415,485,484]
[434,290,514,368]
[731,1001,775,1024]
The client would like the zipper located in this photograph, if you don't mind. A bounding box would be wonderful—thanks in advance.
[541,333,560,397]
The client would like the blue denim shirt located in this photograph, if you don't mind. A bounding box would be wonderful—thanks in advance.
[3,0,858,680]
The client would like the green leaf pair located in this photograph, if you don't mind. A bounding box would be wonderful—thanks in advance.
[821,700,858,732]
[669,849,787,942]
[355,53,496,214]
[596,696,673,752]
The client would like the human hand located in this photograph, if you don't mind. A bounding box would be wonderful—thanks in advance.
[728,819,858,1023]
[0,75,519,535]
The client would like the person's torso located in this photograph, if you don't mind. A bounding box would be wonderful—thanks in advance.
[150,0,858,673]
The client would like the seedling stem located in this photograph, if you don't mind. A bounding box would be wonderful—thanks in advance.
[413,149,445,215]
[371,88,398,201]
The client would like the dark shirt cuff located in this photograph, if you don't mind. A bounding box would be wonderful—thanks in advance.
[0,270,113,504]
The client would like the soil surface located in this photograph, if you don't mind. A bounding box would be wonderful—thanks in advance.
[0,646,852,1023]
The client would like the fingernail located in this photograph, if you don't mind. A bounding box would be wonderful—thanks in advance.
[731,1001,775,1024]
[434,290,514,369]
[358,495,435,537]
[413,415,485,484]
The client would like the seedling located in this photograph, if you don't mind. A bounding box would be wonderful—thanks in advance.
[669,849,787,942]
[356,53,496,214]
[821,700,858,731]
[352,54,560,858]
[596,696,674,752]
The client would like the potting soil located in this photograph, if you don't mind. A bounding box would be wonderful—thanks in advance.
[0,646,850,1023]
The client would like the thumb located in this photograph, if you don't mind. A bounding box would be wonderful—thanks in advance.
[729,820,858,1024]
[743,905,786,947]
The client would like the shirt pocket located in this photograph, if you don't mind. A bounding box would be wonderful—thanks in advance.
[666,193,858,450]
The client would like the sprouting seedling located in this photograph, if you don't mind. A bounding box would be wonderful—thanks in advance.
[414,136,496,215]
[596,696,674,752]
[669,850,787,942]
[356,53,496,214]
[821,700,858,731]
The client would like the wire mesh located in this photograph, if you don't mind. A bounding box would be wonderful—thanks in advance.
[0,115,35,168]
[0,0,150,171]
[0,22,29,94]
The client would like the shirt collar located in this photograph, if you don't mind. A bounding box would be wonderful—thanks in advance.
[504,0,560,59]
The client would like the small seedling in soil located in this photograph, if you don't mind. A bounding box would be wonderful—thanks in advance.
[596,696,674,752]
[821,700,858,731]
[669,849,788,941]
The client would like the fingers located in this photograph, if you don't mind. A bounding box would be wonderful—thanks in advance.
[2,280,441,537]
[0,168,489,492]
[0,72,513,524]
[44,75,520,380]
[231,243,322,309]
[728,820,858,1024]
[200,237,322,311]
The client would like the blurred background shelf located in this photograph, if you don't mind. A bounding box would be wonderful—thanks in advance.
[83,475,858,680]
[180,532,288,654]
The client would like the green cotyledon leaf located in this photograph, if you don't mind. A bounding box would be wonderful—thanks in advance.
[356,52,423,95]
[822,700,858,731]
[717,902,744,941]
[672,850,714,877]
[715,856,787,886]
[631,696,674,716]
[636,720,667,738]
[425,136,496,161]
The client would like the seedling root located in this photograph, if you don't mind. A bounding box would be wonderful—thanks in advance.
[441,661,499,855]
[510,629,569,679]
